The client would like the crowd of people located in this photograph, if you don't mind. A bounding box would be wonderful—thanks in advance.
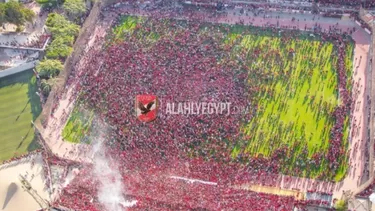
[57,165,302,211]
[317,0,375,8]
[325,32,352,174]
[42,0,369,210]
[84,2,354,178]
[55,144,342,210]
[358,178,375,197]
[0,34,49,49]
[0,149,42,168]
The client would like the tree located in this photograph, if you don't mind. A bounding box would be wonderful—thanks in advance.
[36,0,59,9]
[0,4,6,26]
[46,13,67,28]
[63,0,86,19]
[4,1,35,27]
[46,36,73,59]
[36,59,63,79]
[40,79,51,96]
[45,13,78,60]
[20,7,34,23]
[335,199,348,211]
[46,13,79,38]
[57,22,80,38]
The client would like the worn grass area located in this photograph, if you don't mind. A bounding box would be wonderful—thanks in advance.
[62,105,94,144]
[111,16,144,43]
[242,38,337,156]
[109,16,160,46]
[238,37,338,178]
[226,26,351,180]
[0,70,42,162]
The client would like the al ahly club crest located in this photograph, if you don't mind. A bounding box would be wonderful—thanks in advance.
[136,95,158,122]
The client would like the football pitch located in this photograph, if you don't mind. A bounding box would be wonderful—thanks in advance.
[0,70,42,162]
[71,16,354,181]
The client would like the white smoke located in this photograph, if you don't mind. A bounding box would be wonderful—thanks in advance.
[91,133,137,211]
[62,168,80,188]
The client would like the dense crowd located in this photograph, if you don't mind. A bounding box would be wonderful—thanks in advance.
[0,149,42,166]
[81,6,353,177]
[81,15,292,175]
[357,178,375,197]
[56,145,340,210]
[56,156,305,211]
[325,33,352,174]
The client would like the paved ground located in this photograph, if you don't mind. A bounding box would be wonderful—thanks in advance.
[0,153,49,211]
[39,25,108,163]
[229,9,371,44]
[233,0,359,12]
[0,49,38,68]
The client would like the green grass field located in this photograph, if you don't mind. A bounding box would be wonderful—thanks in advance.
[226,28,353,180]
[62,105,93,144]
[243,38,337,153]
[0,70,41,162]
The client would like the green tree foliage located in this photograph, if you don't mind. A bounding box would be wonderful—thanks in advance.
[45,13,78,60]
[36,59,63,79]
[335,199,348,211]
[36,0,59,8]
[46,36,73,59]
[45,13,66,28]
[0,4,6,26]
[40,79,52,96]
[46,13,79,38]
[0,1,35,27]
[63,0,86,19]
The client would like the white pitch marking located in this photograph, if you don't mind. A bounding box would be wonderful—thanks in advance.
[170,176,218,185]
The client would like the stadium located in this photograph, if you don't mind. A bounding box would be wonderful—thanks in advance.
[1,0,375,210]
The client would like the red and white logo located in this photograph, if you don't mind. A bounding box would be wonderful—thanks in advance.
[136,95,158,122]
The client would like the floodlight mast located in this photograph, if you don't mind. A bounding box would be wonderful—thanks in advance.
[18,174,50,210]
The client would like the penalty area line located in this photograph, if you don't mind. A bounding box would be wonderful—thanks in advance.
[169,176,218,185]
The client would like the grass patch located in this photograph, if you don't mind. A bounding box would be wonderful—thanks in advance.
[62,105,94,144]
[237,36,339,178]
[111,16,143,42]
[0,70,42,162]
